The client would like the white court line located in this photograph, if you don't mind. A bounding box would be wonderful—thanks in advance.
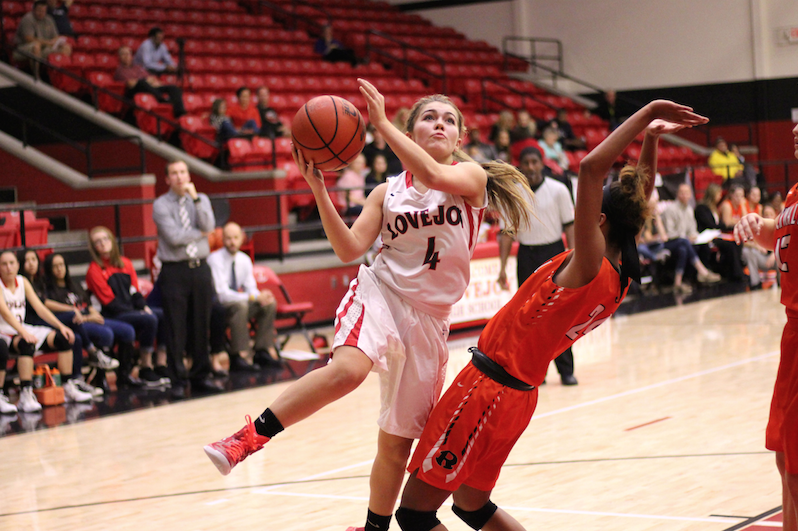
[533,350,779,420]
[255,459,374,493]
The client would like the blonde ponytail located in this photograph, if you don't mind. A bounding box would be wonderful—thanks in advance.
[454,149,534,233]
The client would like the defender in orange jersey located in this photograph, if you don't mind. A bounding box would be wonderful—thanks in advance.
[734,123,798,531]
[393,100,709,531]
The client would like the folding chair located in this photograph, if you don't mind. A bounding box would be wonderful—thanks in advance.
[252,265,322,376]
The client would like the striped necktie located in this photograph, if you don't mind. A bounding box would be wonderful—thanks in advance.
[179,196,198,259]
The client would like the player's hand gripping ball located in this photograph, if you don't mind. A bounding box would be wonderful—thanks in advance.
[292,95,366,171]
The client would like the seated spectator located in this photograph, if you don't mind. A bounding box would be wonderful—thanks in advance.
[134,26,176,74]
[364,153,388,195]
[42,253,124,375]
[464,128,497,162]
[741,203,779,290]
[209,98,240,143]
[494,128,511,163]
[18,249,46,324]
[661,183,722,292]
[708,137,743,181]
[362,123,402,176]
[314,24,358,67]
[540,126,570,172]
[337,153,367,216]
[227,86,260,134]
[0,250,92,413]
[13,0,71,76]
[114,46,185,117]
[746,185,763,215]
[490,110,515,144]
[695,183,744,281]
[256,86,286,139]
[637,195,672,290]
[552,109,586,151]
[46,0,73,37]
[86,226,170,388]
[208,222,279,372]
[719,184,748,227]
[39,254,115,398]
[509,110,536,144]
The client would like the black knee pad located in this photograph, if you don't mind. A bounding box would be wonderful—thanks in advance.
[52,331,71,351]
[14,339,35,358]
[452,501,498,530]
[395,507,441,531]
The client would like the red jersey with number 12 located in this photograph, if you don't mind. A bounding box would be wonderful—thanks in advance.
[775,183,798,318]
[478,250,627,386]
[370,169,487,319]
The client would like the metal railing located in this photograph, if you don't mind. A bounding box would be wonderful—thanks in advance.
[365,30,447,93]
[0,185,377,260]
[3,47,281,171]
[502,36,563,79]
[0,100,147,177]
[250,0,330,36]
[479,78,558,114]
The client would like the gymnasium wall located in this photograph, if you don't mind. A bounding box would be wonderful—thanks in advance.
[389,0,798,89]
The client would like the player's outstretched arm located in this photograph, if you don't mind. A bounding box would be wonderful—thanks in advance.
[639,119,694,200]
[564,101,708,287]
[292,144,386,263]
[358,79,486,205]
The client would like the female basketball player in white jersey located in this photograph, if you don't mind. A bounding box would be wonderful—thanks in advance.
[0,250,92,413]
[206,79,533,531]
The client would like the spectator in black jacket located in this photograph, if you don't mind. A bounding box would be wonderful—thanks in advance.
[695,183,744,281]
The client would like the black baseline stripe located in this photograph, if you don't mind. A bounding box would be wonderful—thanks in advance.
[0,474,371,519]
[722,506,782,531]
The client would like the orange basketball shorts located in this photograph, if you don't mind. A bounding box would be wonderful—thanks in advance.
[766,320,798,474]
[408,363,538,492]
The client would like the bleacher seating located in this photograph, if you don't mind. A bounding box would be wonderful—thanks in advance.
[0,0,701,176]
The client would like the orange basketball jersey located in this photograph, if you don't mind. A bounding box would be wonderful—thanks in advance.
[776,183,798,318]
[478,251,627,385]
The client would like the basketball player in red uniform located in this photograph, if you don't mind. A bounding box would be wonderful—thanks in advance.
[392,100,708,531]
[205,79,534,531]
[734,123,798,531]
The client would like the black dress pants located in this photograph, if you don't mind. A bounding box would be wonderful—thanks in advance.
[517,240,574,377]
[127,80,186,117]
[159,260,213,382]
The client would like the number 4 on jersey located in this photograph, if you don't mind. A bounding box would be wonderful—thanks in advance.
[423,237,440,270]
[565,304,608,340]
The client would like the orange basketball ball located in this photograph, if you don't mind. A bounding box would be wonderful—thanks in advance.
[292,95,366,171]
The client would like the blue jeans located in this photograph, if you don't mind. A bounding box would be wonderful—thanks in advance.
[112,308,165,350]
[664,238,698,275]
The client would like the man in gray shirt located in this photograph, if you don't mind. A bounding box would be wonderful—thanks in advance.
[13,0,71,76]
[152,160,222,395]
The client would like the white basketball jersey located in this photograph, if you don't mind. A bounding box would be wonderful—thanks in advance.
[370,170,487,318]
[0,276,27,336]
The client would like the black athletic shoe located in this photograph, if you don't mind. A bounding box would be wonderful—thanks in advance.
[139,367,170,387]
[561,375,578,386]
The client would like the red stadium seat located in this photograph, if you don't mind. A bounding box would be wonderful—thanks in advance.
[133,93,176,139]
[87,71,126,115]
[182,93,205,114]
[179,115,219,161]
[93,53,116,72]
[47,54,83,94]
